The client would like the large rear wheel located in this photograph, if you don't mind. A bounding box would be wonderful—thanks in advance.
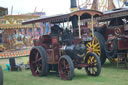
[86,32,106,64]
[85,52,101,76]
[104,39,120,63]
[29,46,48,76]
[58,55,74,80]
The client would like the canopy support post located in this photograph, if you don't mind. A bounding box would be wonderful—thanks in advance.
[91,15,94,37]
[32,23,35,39]
[78,16,81,38]
[67,21,70,30]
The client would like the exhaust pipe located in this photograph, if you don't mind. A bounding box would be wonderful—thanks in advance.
[70,0,78,12]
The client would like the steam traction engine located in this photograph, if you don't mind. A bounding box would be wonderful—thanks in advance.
[101,8,128,64]
[23,9,102,80]
[86,8,128,65]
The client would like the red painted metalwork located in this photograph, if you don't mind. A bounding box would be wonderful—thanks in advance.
[118,39,128,50]
[58,58,71,80]
[97,8,128,63]
[75,64,89,67]
[52,36,58,45]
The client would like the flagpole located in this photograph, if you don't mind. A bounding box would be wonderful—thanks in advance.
[40,8,43,35]
[33,7,37,16]
[11,6,13,15]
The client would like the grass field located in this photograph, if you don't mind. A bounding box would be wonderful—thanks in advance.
[0,58,128,85]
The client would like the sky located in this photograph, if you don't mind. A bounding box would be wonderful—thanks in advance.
[0,0,125,16]
[0,0,70,16]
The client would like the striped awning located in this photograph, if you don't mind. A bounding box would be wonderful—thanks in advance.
[0,24,40,29]
[0,49,30,59]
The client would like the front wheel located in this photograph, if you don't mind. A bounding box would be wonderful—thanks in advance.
[85,52,101,76]
[58,55,74,80]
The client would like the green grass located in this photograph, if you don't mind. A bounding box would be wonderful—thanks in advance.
[0,58,128,85]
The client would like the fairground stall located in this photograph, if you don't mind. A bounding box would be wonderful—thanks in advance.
[0,6,7,85]
[0,14,41,58]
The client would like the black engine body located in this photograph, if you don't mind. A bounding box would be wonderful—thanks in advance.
[64,44,86,59]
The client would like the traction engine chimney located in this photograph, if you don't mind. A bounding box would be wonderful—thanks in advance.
[70,0,78,12]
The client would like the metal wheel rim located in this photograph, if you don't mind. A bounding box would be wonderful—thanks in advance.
[86,56,98,75]
[59,58,70,80]
[30,49,42,76]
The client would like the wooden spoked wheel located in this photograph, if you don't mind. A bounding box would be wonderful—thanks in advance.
[85,52,101,76]
[29,46,48,76]
[86,36,101,56]
[86,32,106,64]
[58,55,74,80]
